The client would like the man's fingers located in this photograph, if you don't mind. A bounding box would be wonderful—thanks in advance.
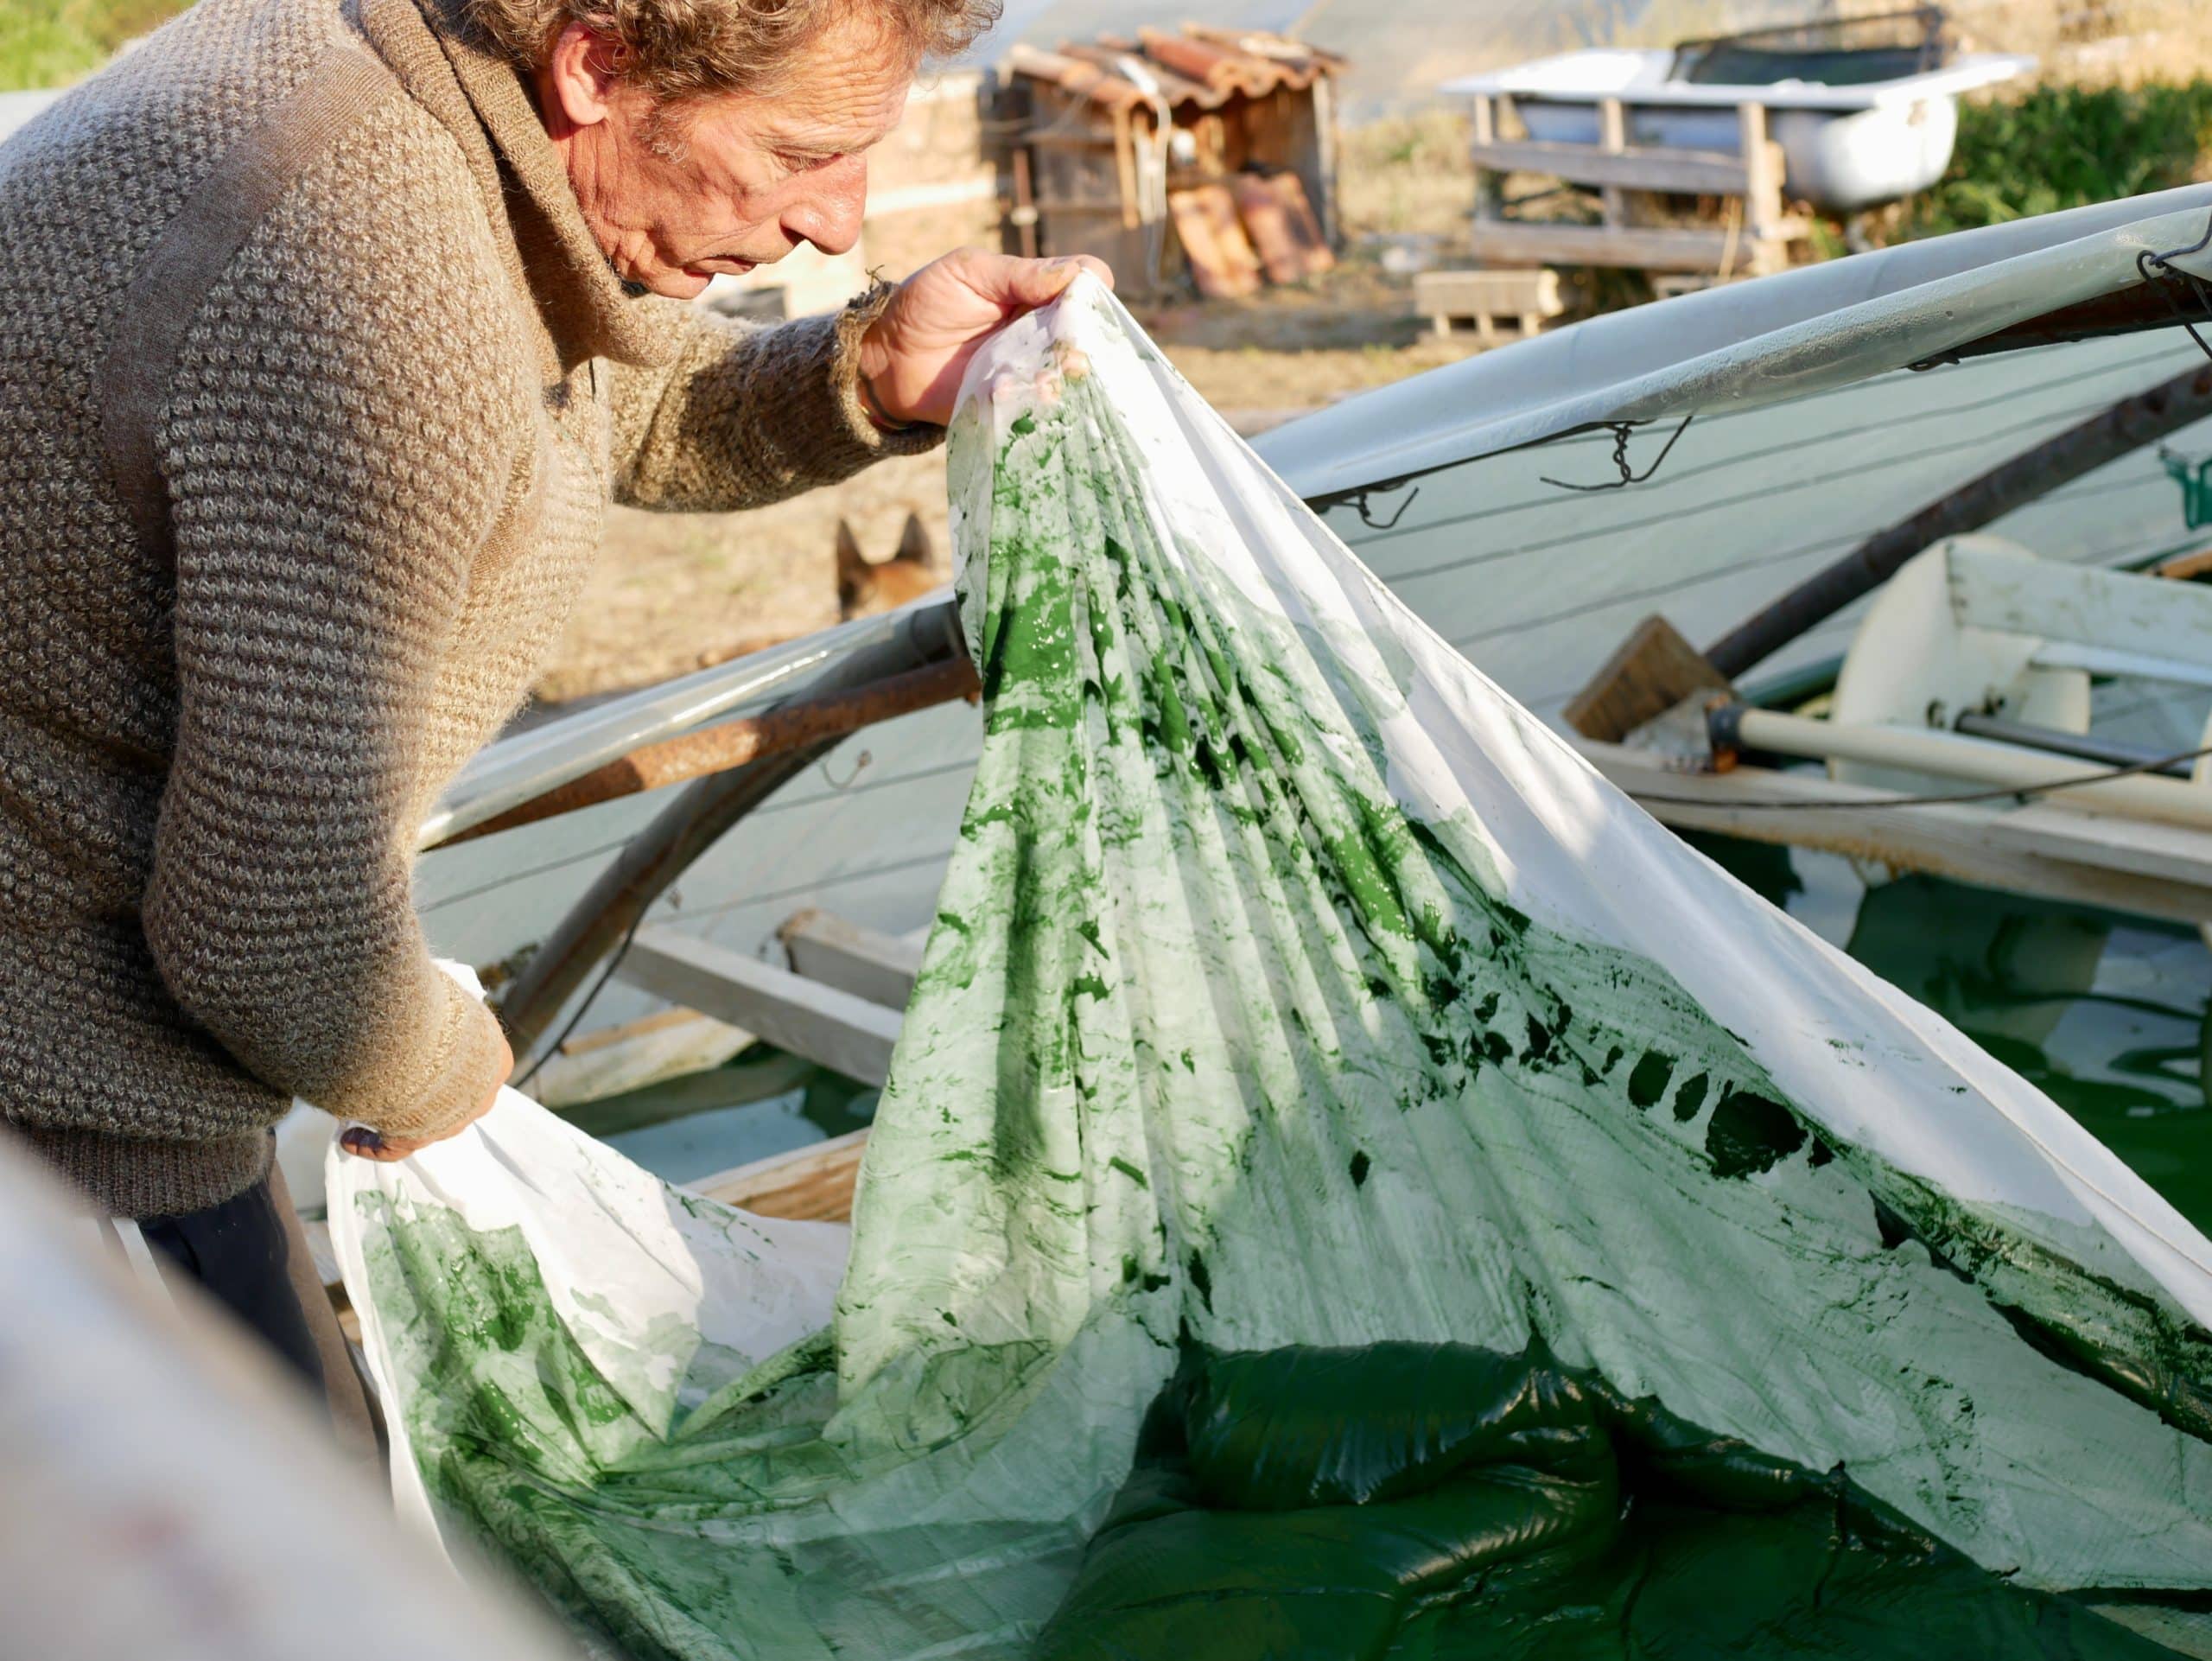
[1069,254,1115,292]
[982,253,1116,310]
[340,1126,414,1161]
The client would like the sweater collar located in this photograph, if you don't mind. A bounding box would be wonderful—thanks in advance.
[356,0,681,369]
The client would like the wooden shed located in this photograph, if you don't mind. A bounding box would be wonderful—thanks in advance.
[1005,27,1345,298]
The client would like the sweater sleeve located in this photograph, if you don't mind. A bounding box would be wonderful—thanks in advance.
[605,283,942,513]
[138,168,523,1140]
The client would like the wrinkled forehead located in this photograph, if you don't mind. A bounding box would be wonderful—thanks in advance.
[734,3,918,149]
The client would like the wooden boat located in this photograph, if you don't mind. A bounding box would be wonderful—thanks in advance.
[397,184,2212,1219]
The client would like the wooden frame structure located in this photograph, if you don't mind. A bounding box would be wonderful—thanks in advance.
[1464,90,1806,277]
[639,908,923,1223]
[1006,27,1344,297]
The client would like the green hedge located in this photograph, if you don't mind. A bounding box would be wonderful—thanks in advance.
[0,0,191,92]
[1903,80,2212,238]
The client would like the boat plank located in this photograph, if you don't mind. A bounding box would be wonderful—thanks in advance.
[779,909,924,1010]
[618,930,903,1088]
[1580,741,2212,924]
[1950,540,2212,669]
[692,1128,869,1222]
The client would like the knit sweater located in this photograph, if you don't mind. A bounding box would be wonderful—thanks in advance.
[0,0,937,1219]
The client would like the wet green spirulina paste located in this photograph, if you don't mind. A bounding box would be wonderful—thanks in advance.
[360,300,2212,1661]
[1039,1341,2177,1660]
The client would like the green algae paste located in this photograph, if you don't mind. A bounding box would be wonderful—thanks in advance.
[1039,1342,2178,1661]
[1698,838,2212,1238]
[346,283,2212,1661]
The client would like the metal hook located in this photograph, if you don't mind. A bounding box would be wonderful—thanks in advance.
[820,748,873,790]
[1350,482,1421,531]
[1540,413,1696,493]
[2137,208,2212,364]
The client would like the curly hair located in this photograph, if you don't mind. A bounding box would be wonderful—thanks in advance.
[462,0,1000,104]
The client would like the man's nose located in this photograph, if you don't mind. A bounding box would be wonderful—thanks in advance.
[783,154,868,258]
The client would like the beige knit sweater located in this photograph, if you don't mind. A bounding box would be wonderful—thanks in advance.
[0,0,936,1218]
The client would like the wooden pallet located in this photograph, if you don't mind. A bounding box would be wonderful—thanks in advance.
[1465,92,1801,278]
[1414,267,1566,343]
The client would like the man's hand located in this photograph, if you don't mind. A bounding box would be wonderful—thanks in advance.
[858,250,1115,430]
[337,1022,512,1162]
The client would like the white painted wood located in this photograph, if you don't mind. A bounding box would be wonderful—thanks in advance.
[1580,741,2212,924]
[619,929,903,1087]
[1949,538,2212,669]
[0,1146,569,1661]
[2031,641,2212,690]
[416,333,2209,1006]
[779,909,924,1010]
[1736,708,2212,830]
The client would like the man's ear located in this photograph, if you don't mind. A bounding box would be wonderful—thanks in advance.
[540,21,624,133]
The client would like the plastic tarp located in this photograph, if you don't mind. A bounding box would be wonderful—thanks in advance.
[335,277,2212,1660]
[1264,188,2212,502]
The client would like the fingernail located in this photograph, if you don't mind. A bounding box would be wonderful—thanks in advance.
[341,1128,384,1154]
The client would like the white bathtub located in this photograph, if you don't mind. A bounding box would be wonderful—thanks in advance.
[1441,48,2034,213]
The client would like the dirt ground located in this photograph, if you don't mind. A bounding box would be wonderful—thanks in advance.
[543,258,1485,704]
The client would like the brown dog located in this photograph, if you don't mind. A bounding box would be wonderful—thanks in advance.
[837,512,941,620]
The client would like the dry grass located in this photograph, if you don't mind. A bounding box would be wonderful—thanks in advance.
[1946,0,2212,86]
[559,324,1484,702]
[541,453,950,704]
[1337,108,1477,241]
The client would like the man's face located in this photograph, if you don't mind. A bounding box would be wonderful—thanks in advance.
[546,9,913,301]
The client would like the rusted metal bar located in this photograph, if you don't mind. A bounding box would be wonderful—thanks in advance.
[499,747,828,1074]
[1913,288,2210,366]
[1704,358,2212,678]
[448,656,978,845]
[499,611,970,1074]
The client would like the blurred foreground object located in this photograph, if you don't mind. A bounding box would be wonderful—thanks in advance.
[0,1133,575,1661]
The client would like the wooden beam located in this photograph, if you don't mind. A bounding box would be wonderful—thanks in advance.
[492,600,966,1075]
[1738,101,1779,241]
[1595,98,1629,227]
[1465,139,1750,195]
[1948,540,2212,668]
[618,929,903,1088]
[1469,92,1498,224]
[1563,614,1731,741]
[779,910,924,1010]
[1580,740,2212,925]
[2153,546,2212,581]
[1466,220,1802,273]
[693,1129,870,1222]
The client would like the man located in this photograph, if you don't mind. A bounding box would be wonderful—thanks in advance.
[0,0,1107,1430]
